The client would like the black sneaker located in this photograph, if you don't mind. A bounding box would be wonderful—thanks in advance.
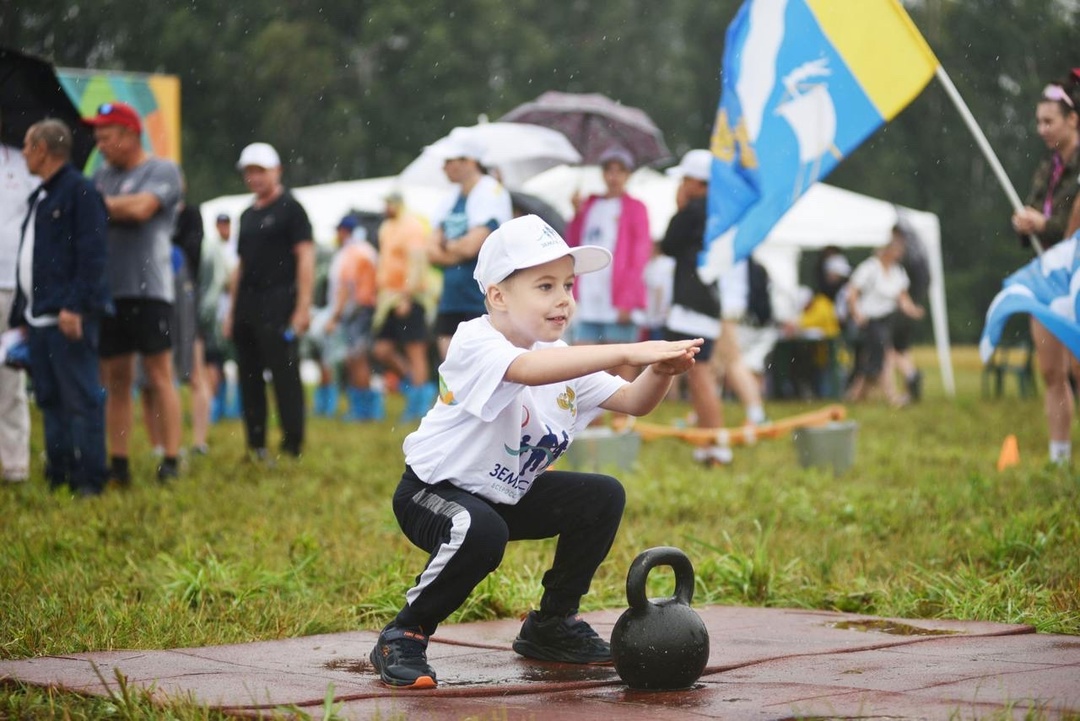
[512,611,611,664]
[370,625,438,689]
[157,461,179,484]
[108,458,131,489]
[907,371,923,402]
[246,448,277,468]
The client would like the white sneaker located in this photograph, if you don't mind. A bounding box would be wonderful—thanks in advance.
[3,468,29,483]
[693,445,733,467]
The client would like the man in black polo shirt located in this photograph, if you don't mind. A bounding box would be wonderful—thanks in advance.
[223,143,314,460]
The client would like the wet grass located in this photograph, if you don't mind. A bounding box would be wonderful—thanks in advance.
[1,346,1078,717]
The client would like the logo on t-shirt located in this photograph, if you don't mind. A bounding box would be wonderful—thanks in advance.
[556,386,576,416]
[437,374,456,405]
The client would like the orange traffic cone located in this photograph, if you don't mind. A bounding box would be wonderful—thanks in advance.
[996,434,1020,471]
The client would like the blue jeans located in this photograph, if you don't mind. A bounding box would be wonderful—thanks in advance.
[28,321,107,494]
[570,320,639,344]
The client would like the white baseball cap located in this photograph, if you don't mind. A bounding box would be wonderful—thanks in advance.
[474,215,611,293]
[666,149,713,182]
[236,142,281,170]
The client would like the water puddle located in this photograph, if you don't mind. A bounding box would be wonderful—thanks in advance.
[516,665,617,683]
[830,619,958,636]
[324,658,371,673]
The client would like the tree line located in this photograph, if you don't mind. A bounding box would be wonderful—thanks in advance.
[3,0,1075,341]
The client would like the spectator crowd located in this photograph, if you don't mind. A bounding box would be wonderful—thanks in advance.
[1,98,958,495]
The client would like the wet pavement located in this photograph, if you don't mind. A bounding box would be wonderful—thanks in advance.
[1,605,1078,719]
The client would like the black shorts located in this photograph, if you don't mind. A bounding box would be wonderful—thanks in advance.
[890,311,915,352]
[434,311,481,338]
[100,298,173,358]
[856,317,892,378]
[378,302,430,344]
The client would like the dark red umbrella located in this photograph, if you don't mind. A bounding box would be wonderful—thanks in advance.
[499,91,671,168]
[0,46,96,170]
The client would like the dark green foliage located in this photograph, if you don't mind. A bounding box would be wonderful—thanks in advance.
[2,0,1077,339]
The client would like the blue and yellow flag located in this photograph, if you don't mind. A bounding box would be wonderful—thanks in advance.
[700,0,939,281]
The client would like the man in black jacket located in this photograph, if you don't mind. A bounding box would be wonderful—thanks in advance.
[12,119,110,495]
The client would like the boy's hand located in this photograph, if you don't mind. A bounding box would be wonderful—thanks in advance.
[652,350,698,376]
[625,338,703,372]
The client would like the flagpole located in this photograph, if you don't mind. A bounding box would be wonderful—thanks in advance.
[934,65,1044,255]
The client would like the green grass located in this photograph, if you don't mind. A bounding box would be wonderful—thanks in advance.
[1,346,1078,718]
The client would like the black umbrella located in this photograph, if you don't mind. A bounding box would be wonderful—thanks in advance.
[0,46,95,170]
[510,191,566,237]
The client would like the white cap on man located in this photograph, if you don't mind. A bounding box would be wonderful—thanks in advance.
[666,149,713,182]
[236,142,281,170]
[473,215,611,293]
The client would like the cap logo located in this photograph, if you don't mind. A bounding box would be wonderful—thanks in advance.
[536,223,561,247]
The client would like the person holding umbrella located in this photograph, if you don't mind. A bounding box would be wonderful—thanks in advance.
[0,109,35,483]
[425,132,513,359]
[564,147,652,398]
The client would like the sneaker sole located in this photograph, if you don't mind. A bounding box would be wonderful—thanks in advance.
[369,648,438,689]
[511,639,612,665]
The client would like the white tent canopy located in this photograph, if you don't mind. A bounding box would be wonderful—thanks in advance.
[201,171,954,396]
[753,183,953,397]
[199,178,450,246]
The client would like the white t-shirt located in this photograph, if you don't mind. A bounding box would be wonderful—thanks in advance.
[849,256,909,320]
[431,174,513,240]
[1,145,39,290]
[666,304,720,339]
[633,254,675,330]
[718,259,750,321]
[403,316,627,505]
[575,197,621,323]
[17,194,58,327]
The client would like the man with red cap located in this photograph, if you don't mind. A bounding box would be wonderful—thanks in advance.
[85,101,184,485]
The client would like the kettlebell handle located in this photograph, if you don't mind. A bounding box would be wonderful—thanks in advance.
[625,546,695,610]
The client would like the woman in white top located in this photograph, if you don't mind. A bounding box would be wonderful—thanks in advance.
[845,228,925,405]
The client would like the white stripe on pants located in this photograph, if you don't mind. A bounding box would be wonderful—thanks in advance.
[0,289,30,478]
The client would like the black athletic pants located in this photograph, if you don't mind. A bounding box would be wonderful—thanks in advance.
[392,466,625,634]
[232,292,305,456]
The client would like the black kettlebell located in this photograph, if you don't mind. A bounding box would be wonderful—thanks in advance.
[610,546,710,690]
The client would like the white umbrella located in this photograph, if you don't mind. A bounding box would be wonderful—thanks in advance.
[400,122,582,189]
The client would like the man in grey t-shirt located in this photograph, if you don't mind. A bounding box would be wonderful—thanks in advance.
[87,101,184,485]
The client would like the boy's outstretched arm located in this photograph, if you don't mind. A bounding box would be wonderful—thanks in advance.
[601,341,702,416]
[505,339,702,388]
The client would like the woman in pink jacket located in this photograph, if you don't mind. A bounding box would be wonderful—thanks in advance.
[564,147,652,426]
[565,146,652,354]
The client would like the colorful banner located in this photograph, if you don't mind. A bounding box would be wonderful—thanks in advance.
[700,0,938,281]
[57,68,181,173]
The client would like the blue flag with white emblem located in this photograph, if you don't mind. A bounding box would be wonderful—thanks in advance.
[699,0,938,281]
